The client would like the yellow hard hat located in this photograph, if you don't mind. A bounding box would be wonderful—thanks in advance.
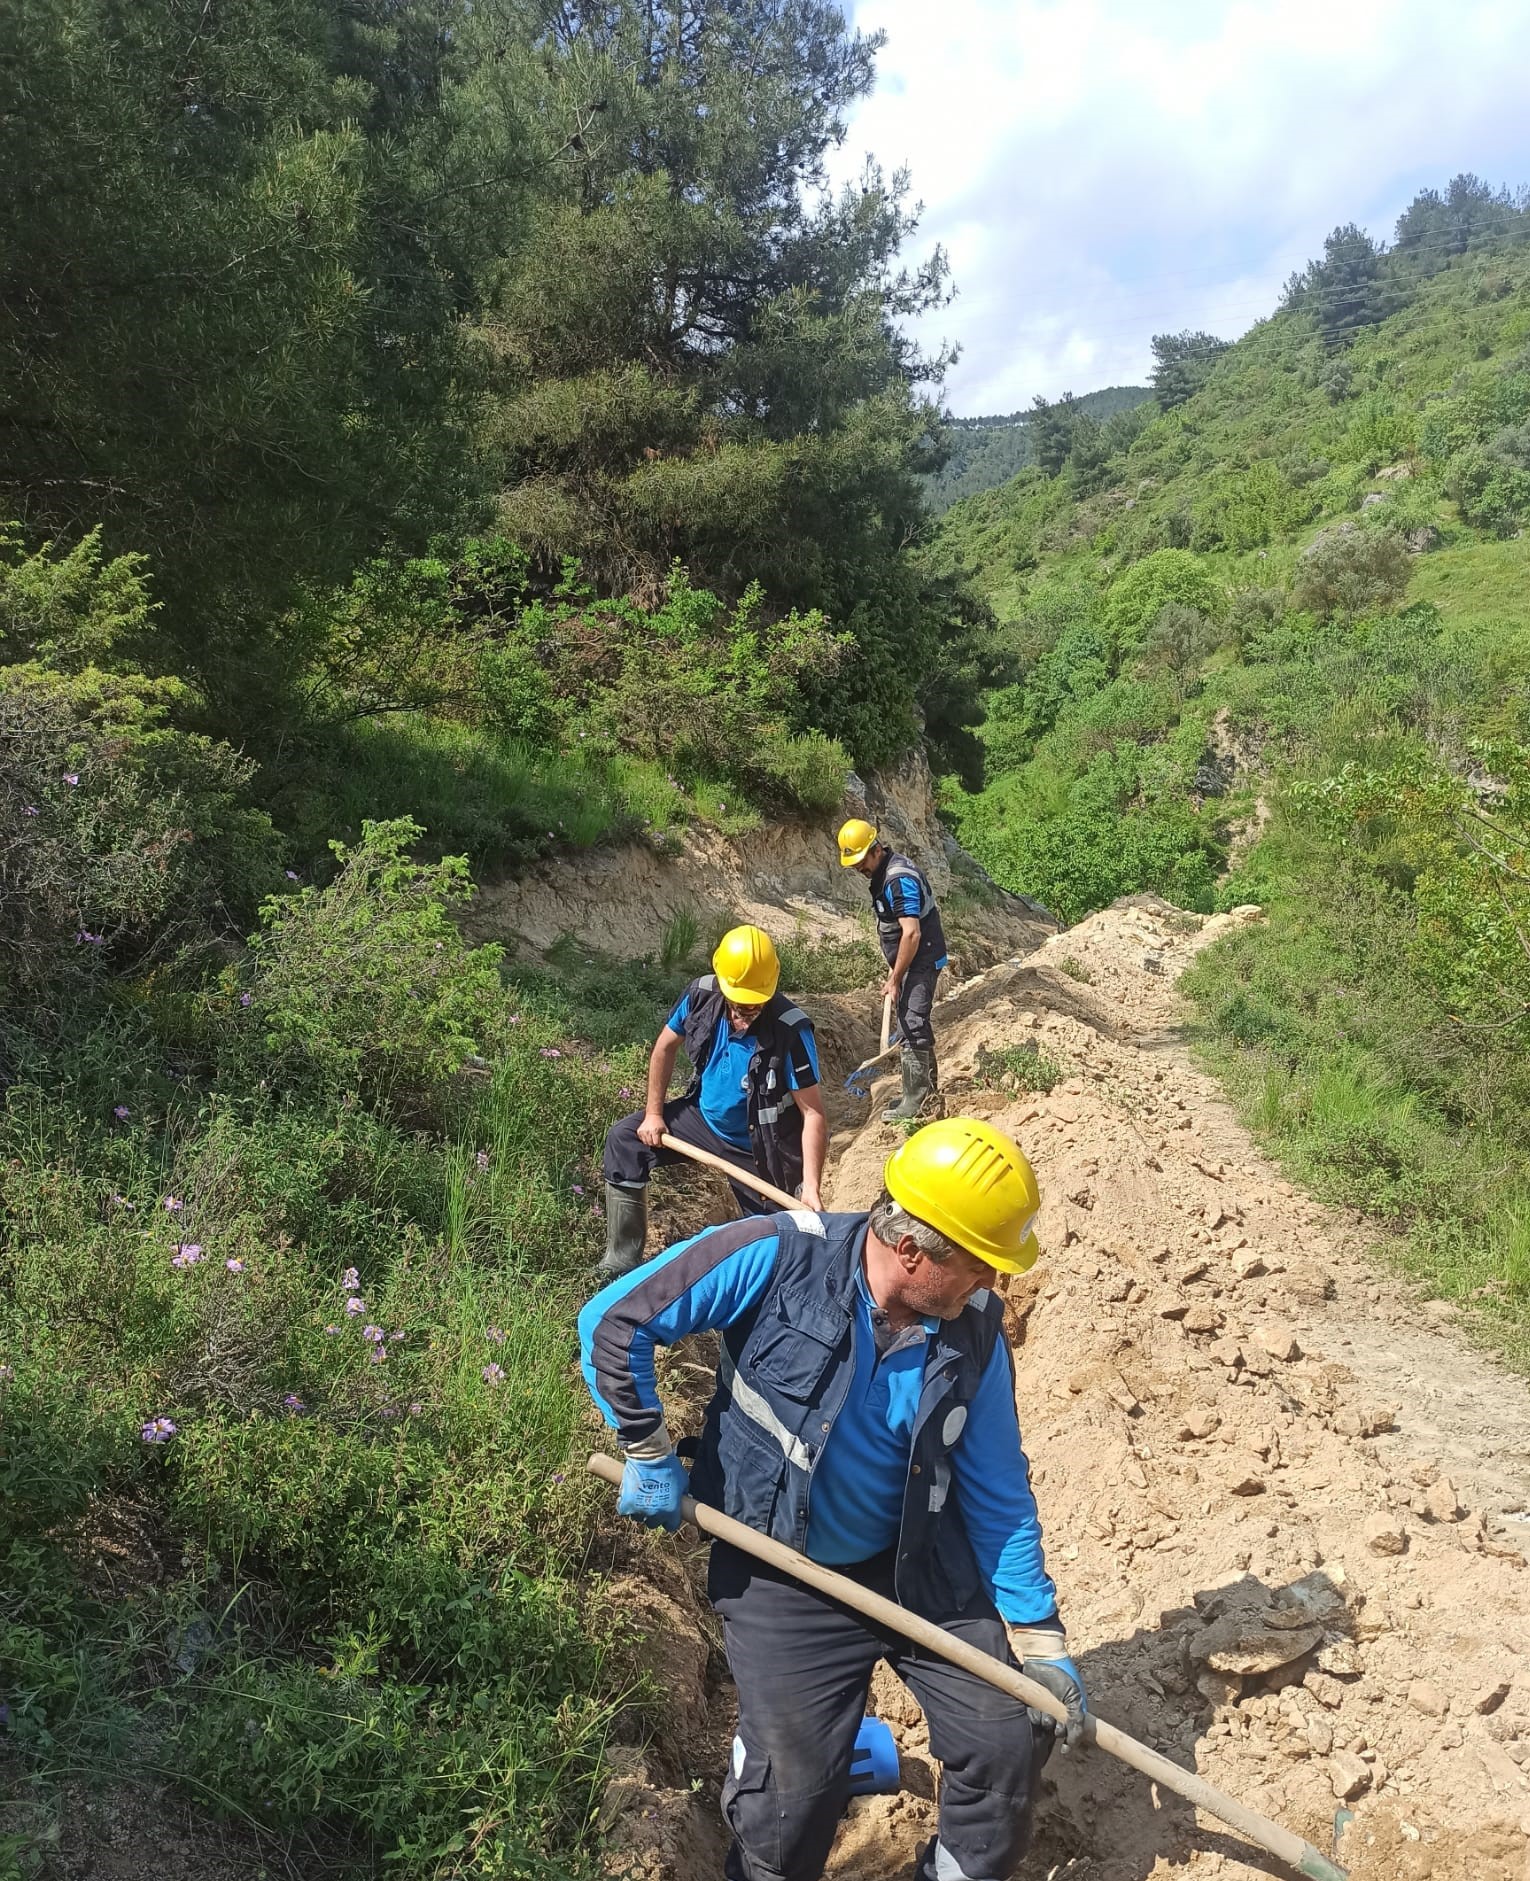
[838,817,879,867]
[712,924,780,1005]
[883,1117,1042,1275]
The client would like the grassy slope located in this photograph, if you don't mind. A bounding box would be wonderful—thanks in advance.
[931,242,1530,1354]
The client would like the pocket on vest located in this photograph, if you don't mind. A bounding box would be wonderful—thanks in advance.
[748,1300,843,1405]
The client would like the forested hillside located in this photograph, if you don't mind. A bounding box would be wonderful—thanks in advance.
[921,384,1151,512]
[930,175,1530,1357]
[0,2,979,1872]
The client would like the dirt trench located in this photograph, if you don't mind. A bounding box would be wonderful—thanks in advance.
[607,898,1530,1881]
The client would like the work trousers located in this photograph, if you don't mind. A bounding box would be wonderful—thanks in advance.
[602,1097,776,1217]
[709,1540,1050,1881]
[896,962,941,1056]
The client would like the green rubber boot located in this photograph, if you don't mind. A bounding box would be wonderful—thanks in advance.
[596,1182,648,1278]
[882,1048,937,1123]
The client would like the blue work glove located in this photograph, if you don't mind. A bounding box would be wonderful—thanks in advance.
[617,1450,688,1532]
[1010,1625,1089,1749]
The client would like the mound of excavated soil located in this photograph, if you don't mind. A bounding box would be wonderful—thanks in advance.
[814,897,1530,1880]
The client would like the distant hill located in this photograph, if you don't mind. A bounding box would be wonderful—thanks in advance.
[923,385,1153,512]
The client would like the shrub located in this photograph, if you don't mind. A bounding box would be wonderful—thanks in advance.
[1104,549,1225,655]
[0,523,156,671]
[0,664,279,993]
[1292,524,1412,620]
[1139,605,1222,698]
[247,819,505,1118]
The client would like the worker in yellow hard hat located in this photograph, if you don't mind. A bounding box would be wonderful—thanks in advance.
[580,1115,1081,1880]
[598,924,827,1275]
[837,818,949,1122]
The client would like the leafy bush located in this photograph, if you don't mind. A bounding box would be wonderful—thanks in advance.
[0,523,156,671]
[1292,524,1412,620]
[1139,604,1222,697]
[0,664,279,993]
[247,818,505,1117]
[1103,549,1226,653]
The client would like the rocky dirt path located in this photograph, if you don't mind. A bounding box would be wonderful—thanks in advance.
[811,897,1530,1881]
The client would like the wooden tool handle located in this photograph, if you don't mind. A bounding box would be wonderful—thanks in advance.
[659,1132,803,1213]
[586,1455,1347,1881]
[879,992,893,1055]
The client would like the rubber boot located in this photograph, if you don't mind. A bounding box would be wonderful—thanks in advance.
[882,1048,936,1122]
[596,1182,648,1278]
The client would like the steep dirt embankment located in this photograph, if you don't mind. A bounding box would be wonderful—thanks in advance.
[461,747,1056,970]
[822,899,1530,1881]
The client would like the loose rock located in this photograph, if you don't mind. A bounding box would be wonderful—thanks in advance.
[1364,1511,1408,1556]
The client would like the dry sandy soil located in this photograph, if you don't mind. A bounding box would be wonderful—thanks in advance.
[604,898,1530,1881]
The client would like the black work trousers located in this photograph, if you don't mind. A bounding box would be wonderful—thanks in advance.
[709,1540,1050,1881]
[602,1097,777,1217]
[896,962,941,1057]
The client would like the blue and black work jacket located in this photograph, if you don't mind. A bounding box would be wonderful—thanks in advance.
[678,974,815,1196]
[579,1208,1058,1623]
[869,851,949,974]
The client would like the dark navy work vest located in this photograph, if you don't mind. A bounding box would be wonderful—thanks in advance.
[870,851,948,973]
[688,1210,1005,1617]
[680,975,813,1196]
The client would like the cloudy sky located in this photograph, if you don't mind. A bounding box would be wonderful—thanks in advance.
[828,0,1530,416]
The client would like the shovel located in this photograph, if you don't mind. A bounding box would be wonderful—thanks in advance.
[845,993,899,1099]
[588,1455,1349,1881]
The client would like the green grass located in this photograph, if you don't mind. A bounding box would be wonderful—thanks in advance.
[265,713,716,874]
[972,1041,1066,1094]
[0,868,679,1875]
[1184,870,1530,1369]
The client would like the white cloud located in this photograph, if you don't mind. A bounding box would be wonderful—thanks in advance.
[828,0,1530,413]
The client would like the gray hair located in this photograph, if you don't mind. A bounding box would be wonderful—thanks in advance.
[868,1191,962,1264]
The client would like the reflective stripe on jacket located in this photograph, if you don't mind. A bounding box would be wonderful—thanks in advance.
[687,1210,1008,1617]
[870,852,949,972]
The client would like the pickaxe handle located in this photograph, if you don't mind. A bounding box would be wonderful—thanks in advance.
[587,1455,1348,1881]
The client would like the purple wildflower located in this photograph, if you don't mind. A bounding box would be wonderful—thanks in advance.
[113,1105,130,1121]
[283,1394,305,1414]
[76,930,103,945]
[572,1183,585,1196]
[239,991,252,1008]
[111,1193,135,1210]
[408,1401,423,1416]
[225,1257,245,1273]
[367,1344,386,1365]
[482,1363,504,1386]
[486,1325,505,1344]
[552,1472,566,1485]
[507,1014,523,1026]
[380,1404,399,1419]
[23,805,38,816]
[362,1324,384,1342]
[345,1297,364,1316]
[284,870,299,881]
[63,773,79,787]
[539,1047,563,1060]
[341,1267,360,1292]
[618,1087,632,1100]
[171,1244,203,1269]
[324,1324,340,1336]
[475,1150,490,1171]
[162,1196,183,1214]
[141,1416,177,1444]
[389,1329,404,1342]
